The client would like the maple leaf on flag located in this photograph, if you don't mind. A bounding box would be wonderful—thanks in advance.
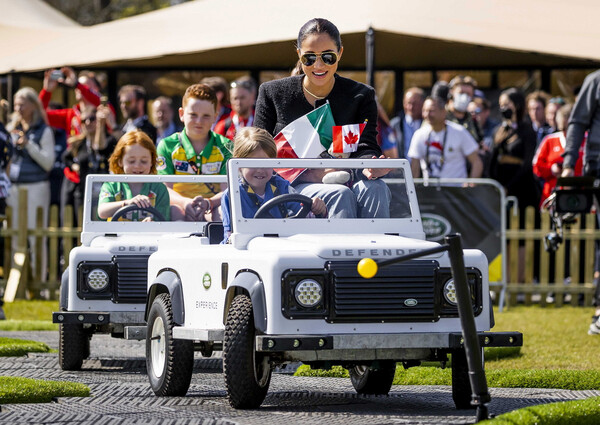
[344,131,358,145]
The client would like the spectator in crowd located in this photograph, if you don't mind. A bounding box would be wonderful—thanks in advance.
[446,75,482,144]
[62,105,117,227]
[387,87,425,158]
[46,101,67,209]
[545,96,566,132]
[214,77,256,140]
[533,103,580,207]
[156,83,232,222]
[118,85,157,144]
[468,96,499,176]
[526,90,553,146]
[490,87,540,218]
[152,96,182,143]
[254,17,390,219]
[200,76,231,130]
[432,80,450,104]
[0,99,12,216]
[376,101,396,157]
[561,69,600,334]
[39,67,116,138]
[6,87,55,282]
[408,96,482,179]
[468,97,499,150]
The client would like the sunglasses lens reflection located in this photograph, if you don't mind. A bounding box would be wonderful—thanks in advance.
[301,54,317,66]
[321,53,337,65]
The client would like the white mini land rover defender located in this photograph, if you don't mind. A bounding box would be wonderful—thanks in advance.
[53,174,226,370]
[144,159,522,410]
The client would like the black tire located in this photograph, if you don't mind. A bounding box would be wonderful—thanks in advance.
[452,349,475,410]
[349,361,396,395]
[146,293,194,396]
[223,294,271,409]
[59,323,89,371]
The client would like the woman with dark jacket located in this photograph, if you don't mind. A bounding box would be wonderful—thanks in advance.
[254,18,390,218]
[62,104,116,226]
[490,87,541,218]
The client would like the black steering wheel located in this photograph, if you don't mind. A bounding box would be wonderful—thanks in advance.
[111,204,166,222]
[254,193,312,219]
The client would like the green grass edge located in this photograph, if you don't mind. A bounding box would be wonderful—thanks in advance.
[0,376,90,404]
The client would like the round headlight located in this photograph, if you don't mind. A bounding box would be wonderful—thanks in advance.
[87,268,109,291]
[443,279,457,305]
[294,279,322,308]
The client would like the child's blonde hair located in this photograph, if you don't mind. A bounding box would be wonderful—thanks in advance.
[109,130,157,174]
[233,127,277,158]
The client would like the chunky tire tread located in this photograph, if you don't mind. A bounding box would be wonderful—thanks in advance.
[452,349,475,410]
[349,361,396,395]
[146,293,194,396]
[223,294,271,409]
[59,323,88,371]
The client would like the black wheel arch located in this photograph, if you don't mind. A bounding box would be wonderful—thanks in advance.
[223,270,267,333]
[146,270,185,325]
[59,269,69,310]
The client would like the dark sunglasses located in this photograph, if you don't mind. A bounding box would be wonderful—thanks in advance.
[83,116,97,123]
[300,51,339,67]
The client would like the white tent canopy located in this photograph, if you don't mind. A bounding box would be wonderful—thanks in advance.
[1,0,599,74]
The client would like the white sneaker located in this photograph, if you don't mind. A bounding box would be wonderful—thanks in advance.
[588,316,600,335]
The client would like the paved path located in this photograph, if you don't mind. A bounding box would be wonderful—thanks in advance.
[0,331,599,425]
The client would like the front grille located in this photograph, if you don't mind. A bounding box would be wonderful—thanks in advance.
[327,260,439,322]
[113,255,149,303]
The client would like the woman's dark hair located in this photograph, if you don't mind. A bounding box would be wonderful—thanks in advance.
[297,18,342,51]
[502,87,526,123]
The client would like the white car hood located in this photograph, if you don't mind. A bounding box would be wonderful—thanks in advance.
[246,234,443,261]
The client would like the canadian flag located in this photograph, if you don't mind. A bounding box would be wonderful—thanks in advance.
[330,122,366,157]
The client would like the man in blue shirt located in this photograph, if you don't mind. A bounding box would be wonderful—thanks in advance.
[388,87,424,159]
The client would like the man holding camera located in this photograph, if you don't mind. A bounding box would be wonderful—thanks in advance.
[562,69,600,335]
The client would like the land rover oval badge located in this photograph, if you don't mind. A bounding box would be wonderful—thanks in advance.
[404,298,418,307]
[421,213,452,241]
[202,272,211,289]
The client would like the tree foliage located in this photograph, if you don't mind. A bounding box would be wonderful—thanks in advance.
[43,0,190,26]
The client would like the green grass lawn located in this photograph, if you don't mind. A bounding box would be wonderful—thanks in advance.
[296,306,600,390]
[0,300,59,331]
[0,376,89,404]
[0,337,52,356]
[0,301,90,403]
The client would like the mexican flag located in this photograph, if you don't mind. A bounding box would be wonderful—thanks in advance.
[275,103,335,182]
[330,122,366,157]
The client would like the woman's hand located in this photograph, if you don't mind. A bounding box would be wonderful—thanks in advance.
[310,197,327,217]
[96,104,117,132]
[12,130,28,150]
[363,155,392,179]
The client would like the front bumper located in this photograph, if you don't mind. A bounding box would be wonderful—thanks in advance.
[255,331,522,362]
[52,311,145,325]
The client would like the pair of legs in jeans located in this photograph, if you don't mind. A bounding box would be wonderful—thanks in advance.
[294,178,391,218]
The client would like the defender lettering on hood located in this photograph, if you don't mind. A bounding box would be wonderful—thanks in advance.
[332,248,418,257]
[115,246,157,253]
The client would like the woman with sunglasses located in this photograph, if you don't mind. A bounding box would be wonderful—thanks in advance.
[62,105,117,227]
[254,18,390,218]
